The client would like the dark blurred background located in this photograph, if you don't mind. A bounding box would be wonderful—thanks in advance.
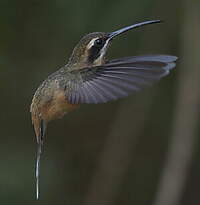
[0,0,200,204]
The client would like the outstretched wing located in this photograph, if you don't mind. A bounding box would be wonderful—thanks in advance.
[66,55,177,104]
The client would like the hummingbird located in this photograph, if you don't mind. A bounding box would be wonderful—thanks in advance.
[30,20,177,199]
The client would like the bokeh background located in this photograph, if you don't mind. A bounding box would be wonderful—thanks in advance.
[0,0,200,204]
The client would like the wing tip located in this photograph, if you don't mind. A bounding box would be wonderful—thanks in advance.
[165,62,176,71]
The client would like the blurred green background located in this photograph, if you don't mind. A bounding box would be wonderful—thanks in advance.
[0,0,200,205]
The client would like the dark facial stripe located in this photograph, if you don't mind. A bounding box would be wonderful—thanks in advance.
[88,46,102,63]
[87,38,106,63]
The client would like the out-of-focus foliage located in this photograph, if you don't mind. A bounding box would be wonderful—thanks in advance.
[0,0,199,205]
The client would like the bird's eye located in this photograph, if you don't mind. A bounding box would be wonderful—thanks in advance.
[94,38,103,47]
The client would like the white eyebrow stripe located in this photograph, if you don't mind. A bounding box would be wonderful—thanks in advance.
[87,37,99,49]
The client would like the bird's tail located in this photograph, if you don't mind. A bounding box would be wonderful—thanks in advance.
[36,120,46,200]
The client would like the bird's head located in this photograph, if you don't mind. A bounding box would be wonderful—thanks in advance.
[68,32,110,67]
[68,20,161,68]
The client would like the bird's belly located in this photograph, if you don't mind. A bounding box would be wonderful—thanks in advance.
[43,90,79,122]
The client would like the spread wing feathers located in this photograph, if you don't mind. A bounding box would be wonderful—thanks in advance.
[67,55,177,104]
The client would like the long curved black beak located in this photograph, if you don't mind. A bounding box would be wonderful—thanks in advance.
[108,20,161,39]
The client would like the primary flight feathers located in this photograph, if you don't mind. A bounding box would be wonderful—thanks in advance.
[67,55,177,104]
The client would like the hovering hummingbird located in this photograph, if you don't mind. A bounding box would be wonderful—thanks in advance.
[30,20,177,199]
